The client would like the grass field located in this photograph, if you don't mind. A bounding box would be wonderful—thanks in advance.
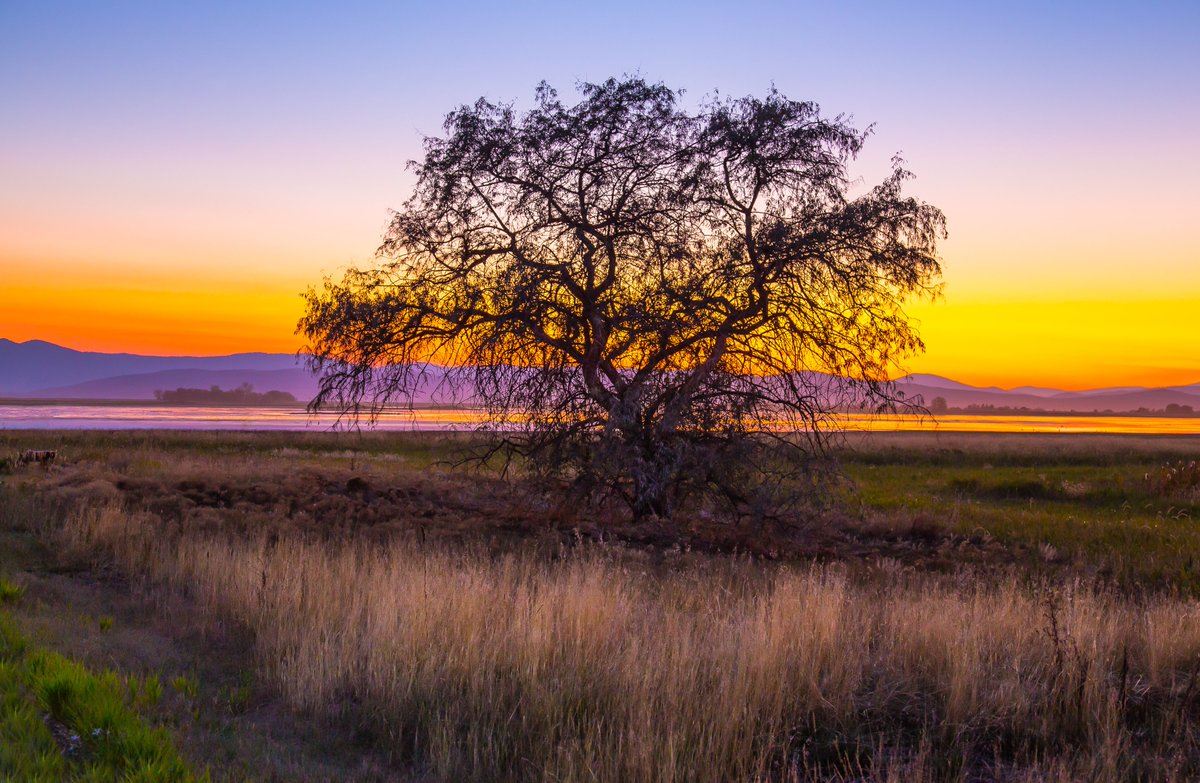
[1,429,1198,781]
[840,432,1200,593]
[0,577,203,781]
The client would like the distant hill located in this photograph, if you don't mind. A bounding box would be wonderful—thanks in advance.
[893,376,1200,414]
[29,369,320,403]
[0,338,459,404]
[0,338,301,395]
[1169,383,1200,397]
[1007,386,1068,398]
[1052,386,1155,399]
[1,338,1197,412]
[895,374,990,392]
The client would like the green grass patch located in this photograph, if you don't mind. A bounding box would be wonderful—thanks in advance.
[846,455,1200,592]
[0,611,205,781]
[170,674,200,702]
[0,577,25,605]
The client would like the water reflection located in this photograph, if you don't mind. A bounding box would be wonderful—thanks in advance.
[0,404,1196,435]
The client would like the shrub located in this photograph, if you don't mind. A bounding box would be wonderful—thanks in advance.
[1145,459,1200,498]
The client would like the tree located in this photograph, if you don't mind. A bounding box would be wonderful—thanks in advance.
[300,77,944,518]
[930,396,949,415]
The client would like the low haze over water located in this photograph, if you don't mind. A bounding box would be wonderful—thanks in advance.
[2,404,1196,435]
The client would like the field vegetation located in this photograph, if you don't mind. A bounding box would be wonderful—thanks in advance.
[1,429,1198,781]
[0,579,203,781]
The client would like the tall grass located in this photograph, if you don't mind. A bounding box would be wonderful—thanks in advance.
[56,502,1200,782]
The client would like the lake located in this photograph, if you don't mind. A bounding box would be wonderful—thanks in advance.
[1,403,1198,434]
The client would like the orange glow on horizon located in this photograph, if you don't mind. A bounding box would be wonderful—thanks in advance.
[4,1,1198,398]
[4,264,1198,393]
[1,280,306,357]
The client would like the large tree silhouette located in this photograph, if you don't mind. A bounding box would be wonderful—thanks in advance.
[300,77,944,518]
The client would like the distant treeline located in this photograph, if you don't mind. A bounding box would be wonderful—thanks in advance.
[929,398,1199,418]
[154,383,297,405]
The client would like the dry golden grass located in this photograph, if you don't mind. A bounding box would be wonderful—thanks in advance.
[5,430,1200,780]
[50,501,1200,782]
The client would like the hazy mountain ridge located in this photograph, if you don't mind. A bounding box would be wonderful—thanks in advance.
[893,376,1200,413]
[0,338,301,395]
[0,339,1197,411]
[29,369,321,403]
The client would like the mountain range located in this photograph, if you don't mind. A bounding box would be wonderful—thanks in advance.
[0,339,319,402]
[1,339,1198,413]
[894,374,1200,413]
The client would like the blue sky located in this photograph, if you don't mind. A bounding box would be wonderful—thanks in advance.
[2,1,1198,385]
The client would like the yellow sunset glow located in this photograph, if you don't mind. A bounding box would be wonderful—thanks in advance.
[905,297,1200,390]
[1,279,304,356]
[3,258,1197,390]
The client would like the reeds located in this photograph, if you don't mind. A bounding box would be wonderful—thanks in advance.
[56,502,1200,782]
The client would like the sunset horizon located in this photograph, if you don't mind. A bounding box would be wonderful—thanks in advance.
[4,3,1197,393]
[2,332,1198,395]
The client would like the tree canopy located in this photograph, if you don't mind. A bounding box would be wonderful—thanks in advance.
[300,77,944,518]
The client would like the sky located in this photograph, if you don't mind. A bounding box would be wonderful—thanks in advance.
[2,1,1197,390]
